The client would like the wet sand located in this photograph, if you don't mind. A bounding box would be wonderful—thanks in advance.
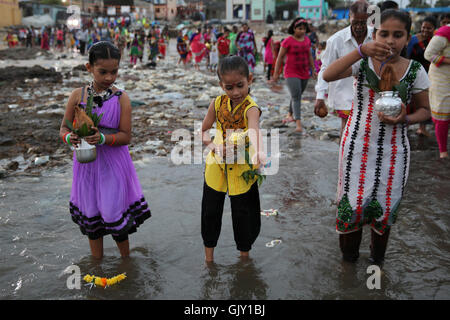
[0,39,449,300]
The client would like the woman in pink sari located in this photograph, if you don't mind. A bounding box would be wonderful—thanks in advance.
[190,28,207,70]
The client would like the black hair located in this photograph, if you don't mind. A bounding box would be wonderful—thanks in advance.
[217,55,249,80]
[422,16,438,29]
[376,9,412,36]
[264,30,273,47]
[288,18,310,34]
[88,41,121,65]
[379,1,398,12]
[441,13,450,22]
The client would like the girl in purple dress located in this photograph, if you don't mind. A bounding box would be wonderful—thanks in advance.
[60,41,151,259]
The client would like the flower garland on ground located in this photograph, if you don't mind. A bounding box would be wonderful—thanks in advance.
[83,273,127,288]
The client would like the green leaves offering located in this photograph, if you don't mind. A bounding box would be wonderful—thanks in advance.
[362,60,380,93]
[392,82,408,104]
[361,59,410,104]
[65,93,104,138]
[65,120,91,137]
[241,149,266,186]
[85,93,103,128]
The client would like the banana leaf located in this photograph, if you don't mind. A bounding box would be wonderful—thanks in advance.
[65,119,74,131]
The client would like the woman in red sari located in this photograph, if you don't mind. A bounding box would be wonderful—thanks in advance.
[190,28,207,70]
[41,28,50,50]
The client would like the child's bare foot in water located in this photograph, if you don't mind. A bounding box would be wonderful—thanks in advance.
[240,251,249,260]
[205,247,214,262]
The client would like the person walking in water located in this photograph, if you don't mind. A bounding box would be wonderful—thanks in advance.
[201,56,266,263]
[315,1,373,140]
[323,9,430,265]
[272,18,317,134]
[60,42,151,259]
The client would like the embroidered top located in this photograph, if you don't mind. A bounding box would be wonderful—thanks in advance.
[336,58,430,235]
[204,94,261,196]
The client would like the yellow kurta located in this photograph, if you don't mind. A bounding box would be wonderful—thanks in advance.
[204,94,261,196]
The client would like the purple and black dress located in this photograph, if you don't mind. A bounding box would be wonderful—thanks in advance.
[69,88,151,241]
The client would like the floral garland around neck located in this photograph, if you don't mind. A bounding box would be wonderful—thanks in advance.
[87,81,114,108]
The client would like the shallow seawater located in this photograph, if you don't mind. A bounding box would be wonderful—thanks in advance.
[0,131,449,300]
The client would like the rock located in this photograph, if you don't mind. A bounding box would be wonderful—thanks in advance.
[6,161,19,171]
[0,47,52,60]
[72,64,87,72]
[145,140,163,148]
[195,100,210,108]
[34,156,50,166]
[0,137,15,146]
[0,65,62,83]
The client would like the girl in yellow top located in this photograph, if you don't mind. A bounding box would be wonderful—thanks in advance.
[201,56,266,262]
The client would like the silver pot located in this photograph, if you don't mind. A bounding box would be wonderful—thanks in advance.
[75,139,97,163]
[374,91,402,117]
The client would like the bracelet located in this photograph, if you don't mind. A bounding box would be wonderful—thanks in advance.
[98,133,106,145]
[64,133,72,146]
[62,132,69,144]
[358,44,366,59]
[108,134,116,146]
[405,115,410,126]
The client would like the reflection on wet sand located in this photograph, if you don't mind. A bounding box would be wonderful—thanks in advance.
[201,257,268,300]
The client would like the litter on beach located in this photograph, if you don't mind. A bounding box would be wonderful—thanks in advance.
[265,239,282,247]
[261,209,279,216]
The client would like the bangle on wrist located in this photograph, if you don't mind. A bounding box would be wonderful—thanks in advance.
[65,133,72,146]
[108,134,116,146]
[405,115,410,126]
[98,133,105,145]
[358,44,366,59]
[62,132,69,144]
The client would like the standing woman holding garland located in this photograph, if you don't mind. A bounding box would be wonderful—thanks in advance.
[272,18,317,133]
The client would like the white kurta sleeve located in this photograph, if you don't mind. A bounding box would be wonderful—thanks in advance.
[315,37,339,100]
[424,35,447,64]
[411,64,430,94]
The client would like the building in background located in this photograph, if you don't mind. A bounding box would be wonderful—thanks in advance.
[153,0,177,20]
[1,0,22,27]
[225,0,275,22]
[204,0,225,20]
[298,0,329,21]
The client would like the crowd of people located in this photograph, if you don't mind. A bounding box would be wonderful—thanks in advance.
[3,0,449,266]
[3,23,171,61]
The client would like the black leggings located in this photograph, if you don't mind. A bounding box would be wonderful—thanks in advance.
[267,64,273,80]
[201,182,261,252]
